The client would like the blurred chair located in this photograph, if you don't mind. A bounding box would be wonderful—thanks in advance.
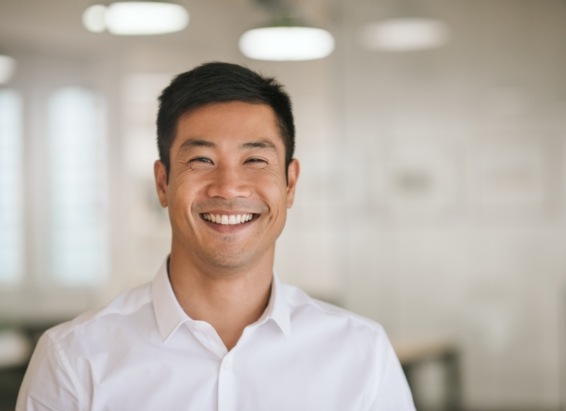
[395,338,462,411]
[0,328,32,411]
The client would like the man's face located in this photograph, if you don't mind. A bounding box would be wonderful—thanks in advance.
[154,101,299,273]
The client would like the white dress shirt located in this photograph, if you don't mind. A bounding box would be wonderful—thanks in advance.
[17,261,415,411]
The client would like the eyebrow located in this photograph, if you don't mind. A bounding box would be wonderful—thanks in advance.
[178,138,215,152]
[178,138,278,152]
[241,139,277,152]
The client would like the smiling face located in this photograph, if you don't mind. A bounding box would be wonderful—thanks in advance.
[154,101,299,276]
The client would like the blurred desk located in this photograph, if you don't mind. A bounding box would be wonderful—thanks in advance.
[394,339,462,411]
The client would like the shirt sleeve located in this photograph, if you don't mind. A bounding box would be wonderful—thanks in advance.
[368,329,416,411]
[16,331,85,411]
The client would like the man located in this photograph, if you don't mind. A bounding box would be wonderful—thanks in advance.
[17,62,415,410]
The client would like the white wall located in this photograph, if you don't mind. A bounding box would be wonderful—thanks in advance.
[331,0,566,409]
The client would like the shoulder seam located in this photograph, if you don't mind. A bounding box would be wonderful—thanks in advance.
[47,332,89,409]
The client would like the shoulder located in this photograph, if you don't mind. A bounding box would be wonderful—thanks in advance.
[279,283,415,408]
[45,282,153,345]
[18,283,155,408]
[281,282,388,341]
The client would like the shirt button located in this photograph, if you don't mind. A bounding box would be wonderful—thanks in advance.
[222,359,232,370]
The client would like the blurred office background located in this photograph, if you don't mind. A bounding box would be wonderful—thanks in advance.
[1,0,566,410]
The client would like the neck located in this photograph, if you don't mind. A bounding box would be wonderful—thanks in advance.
[167,251,273,351]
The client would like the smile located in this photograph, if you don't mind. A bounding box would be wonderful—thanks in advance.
[201,213,255,225]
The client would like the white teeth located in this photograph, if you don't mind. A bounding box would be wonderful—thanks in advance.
[202,214,254,225]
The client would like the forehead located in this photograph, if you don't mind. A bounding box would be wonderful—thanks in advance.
[173,101,282,145]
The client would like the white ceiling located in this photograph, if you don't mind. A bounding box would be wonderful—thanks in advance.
[0,0,333,59]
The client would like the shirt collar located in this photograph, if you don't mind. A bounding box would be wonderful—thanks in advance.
[151,259,189,343]
[259,273,292,339]
[151,259,292,343]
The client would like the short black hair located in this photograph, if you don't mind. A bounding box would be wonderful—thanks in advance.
[156,62,295,177]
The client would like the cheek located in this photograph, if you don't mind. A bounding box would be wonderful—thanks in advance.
[262,179,291,210]
[168,180,197,214]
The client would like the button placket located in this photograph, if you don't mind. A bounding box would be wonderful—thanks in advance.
[218,353,237,411]
[222,358,232,370]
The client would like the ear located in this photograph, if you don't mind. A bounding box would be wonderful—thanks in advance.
[154,160,169,207]
[285,159,300,208]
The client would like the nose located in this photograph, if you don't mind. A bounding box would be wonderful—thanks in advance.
[205,165,252,199]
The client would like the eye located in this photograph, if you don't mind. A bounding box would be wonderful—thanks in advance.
[191,157,213,164]
[187,157,214,169]
[245,157,268,166]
